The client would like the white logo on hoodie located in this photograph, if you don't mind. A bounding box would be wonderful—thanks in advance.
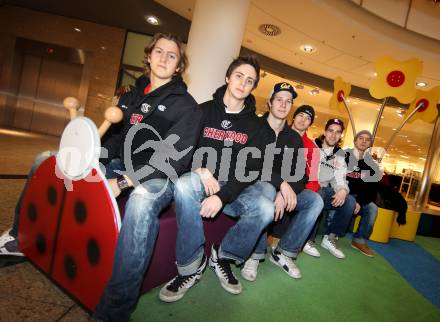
[221,120,232,129]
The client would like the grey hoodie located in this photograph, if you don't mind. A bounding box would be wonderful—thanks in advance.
[315,138,349,193]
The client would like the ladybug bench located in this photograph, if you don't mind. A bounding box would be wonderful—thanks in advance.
[17,98,236,311]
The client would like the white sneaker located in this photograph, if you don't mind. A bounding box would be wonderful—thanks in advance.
[0,229,24,256]
[321,235,345,259]
[303,241,320,258]
[270,249,302,279]
[209,245,242,294]
[240,258,260,282]
[159,255,207,302]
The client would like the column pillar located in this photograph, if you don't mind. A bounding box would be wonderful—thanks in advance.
[185,0,250,103]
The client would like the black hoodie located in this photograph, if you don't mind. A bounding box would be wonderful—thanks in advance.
[260,113,307,194]
[102,75,200,184]
[196,85,265,204]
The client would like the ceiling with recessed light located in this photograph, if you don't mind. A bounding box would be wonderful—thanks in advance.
[4,0,440,173]
[156,0,440,173]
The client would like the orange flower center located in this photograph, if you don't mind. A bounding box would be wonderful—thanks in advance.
[337,90,345,102]
[387,71,405,87]
[416,98,429,113]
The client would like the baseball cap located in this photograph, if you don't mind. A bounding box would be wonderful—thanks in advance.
[325,118,345,131]
[269,82,298,101]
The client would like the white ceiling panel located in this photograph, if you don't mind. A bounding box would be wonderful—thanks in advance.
[362,0,410,27]
[407,0,440,41]
[325,54,369,71]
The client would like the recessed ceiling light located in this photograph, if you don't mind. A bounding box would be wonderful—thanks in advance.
[100,46,107,50]
[74,27,81,32]
[145,15,160,25]
[301,45,315,53]
[308,88,319,96]
[416,81,427,87]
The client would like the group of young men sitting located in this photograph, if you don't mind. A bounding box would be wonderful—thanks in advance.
[0,33,382,322]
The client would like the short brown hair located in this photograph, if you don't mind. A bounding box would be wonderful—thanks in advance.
[225,55,260,89]
[143,32,188,76]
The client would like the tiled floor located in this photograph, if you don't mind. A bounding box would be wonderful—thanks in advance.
[0,130,89,321]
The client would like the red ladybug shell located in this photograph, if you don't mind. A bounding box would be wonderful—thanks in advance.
[18,156,120,311]
[52,168,119,310]
[18,156,65,272]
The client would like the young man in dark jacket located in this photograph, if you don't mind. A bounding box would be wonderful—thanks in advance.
[159,56,276,301]
[240,83,324,281]
[93,32,201,322]
[345,130,382,257]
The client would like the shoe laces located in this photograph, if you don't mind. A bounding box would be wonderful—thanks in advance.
[217,259,238,285]
[243,258,259,271]
[167,273,196,292]
[328,238,338,249]
[306,241,316,248]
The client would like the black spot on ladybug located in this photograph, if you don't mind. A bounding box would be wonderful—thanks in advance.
[47,186,57,206]
[64,255,77,280]
[74,200,87,224]
[28,203,37,222]
[36,233,46,254]
[87,239,100,266]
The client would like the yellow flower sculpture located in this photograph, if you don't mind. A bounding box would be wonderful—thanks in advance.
[329,76,351,112]
[407,86,440,123]
[369,56,423,104]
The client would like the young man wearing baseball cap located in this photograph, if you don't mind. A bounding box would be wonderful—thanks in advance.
[240,82,323,281]
[345,130,382,257]
[308,118,356,259]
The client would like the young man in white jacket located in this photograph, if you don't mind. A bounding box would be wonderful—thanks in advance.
[312,118,356,259]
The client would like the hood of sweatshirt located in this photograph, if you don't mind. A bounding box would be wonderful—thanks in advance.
[211,84,257,119]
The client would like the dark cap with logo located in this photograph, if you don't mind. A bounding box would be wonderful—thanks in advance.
[293,105,315,124]
[269,82,298,101]
[325,118,345,131]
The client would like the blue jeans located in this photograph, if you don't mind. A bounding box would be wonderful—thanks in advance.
[253,189,324,259]
[11,151,57,238]
[353,202,378,244]
[311,186,356,237]
[173,172,275,274]
[94,160,174,322]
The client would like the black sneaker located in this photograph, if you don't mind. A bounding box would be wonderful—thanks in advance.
[208,245,242,294]
[0,229,24,256]
[159,255,207,302]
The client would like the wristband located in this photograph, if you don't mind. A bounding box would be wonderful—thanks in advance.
[116,175,130,192]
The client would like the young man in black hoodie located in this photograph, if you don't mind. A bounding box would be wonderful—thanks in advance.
[345,130,382,257]
[240,83,324,281]
[159,56,276,301]
[90,32,200,322]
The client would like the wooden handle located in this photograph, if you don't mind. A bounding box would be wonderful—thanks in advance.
[98,106,123,138]
[63,97,81,120]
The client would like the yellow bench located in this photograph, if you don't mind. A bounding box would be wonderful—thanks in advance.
[390,210,421,242]
[353,208,421,243]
